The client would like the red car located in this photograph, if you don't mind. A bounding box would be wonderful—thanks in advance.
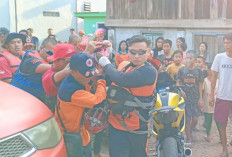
[0,81,67,157]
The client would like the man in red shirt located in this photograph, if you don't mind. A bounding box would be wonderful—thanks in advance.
[42,43,75,112]
[0,33,26,83]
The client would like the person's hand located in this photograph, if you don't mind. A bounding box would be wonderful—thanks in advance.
[62,63,71,74]
[180,89,186,98]
[198,98,203,110]
[99,56,111,67]
[209,94,215,107]
[84,41,102,54]
[98,65,105,76]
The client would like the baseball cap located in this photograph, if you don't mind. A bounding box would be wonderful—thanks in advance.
[47,43,75,62]
[0,27,10,35]
[3,33,26,48]
[70,52,98,78]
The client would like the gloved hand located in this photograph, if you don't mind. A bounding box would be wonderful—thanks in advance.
[99,56,111,67]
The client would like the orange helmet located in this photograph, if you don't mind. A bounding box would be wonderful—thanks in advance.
[84,108,108,134]
[78,30,85,35]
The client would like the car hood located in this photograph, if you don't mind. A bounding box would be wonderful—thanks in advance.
[0,81,53,139]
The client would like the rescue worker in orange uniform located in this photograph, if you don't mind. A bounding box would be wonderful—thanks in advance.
[0,33,26,83]
[55,52,106,157]
[99,35,158,157]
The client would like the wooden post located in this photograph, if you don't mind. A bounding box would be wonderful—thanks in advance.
[221,0,227,19]
[178,0,182,19]
[210,0,218,19]
[189,0,195,19]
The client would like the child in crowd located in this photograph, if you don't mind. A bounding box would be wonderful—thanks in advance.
[176,37,185,50]
[166,50,185,82]
[179,43,187,64]
[155,60,174,92]
[202,63,220,142]
[152,37,164,57]
[176,50,204,144]
[198,42,210,63]
[115,40,129,66]
[161,39,173,68]
[196,56,208,79]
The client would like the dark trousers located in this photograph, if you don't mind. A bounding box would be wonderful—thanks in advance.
[109,125,148,157]
[83,143,92,157]
[93,130,104,154]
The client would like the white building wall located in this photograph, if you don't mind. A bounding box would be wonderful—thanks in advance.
[77,0,106,12]
[0,0,78,43]
[0,1,11,29]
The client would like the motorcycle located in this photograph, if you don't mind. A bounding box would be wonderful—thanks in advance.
[151,86,192,157]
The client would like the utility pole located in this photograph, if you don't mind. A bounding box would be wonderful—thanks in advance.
[15,0,18,32]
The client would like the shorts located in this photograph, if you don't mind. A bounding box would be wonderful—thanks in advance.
[214,98,232,123]
[185,103,203,117]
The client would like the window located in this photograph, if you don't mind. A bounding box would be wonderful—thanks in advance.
[84,2,91,12]
[142,33,163,47]
[43,11,60,17]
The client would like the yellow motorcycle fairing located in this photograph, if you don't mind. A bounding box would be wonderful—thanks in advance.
[153,92,185,138]
[155,92,183,109]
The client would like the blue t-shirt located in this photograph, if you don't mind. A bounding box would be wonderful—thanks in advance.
[20,53,42,74]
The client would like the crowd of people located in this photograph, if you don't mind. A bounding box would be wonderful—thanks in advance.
[0,26,232,157]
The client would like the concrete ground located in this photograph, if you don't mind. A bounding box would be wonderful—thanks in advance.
[93,116,232,157]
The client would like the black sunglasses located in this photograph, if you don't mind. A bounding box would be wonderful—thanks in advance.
[129,49,147,55]
[42,47,53,56]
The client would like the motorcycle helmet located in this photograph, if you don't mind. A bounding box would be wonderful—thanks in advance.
[84,108,108,134]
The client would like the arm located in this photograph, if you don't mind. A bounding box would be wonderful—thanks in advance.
[210,54,219,107]
[176,68,186,97]
[35,64,51,73]
[198,81,203,109]
[104,64,157,88]
[84,41,102,55]
[71,79,106,108]
[0,57,13,84]
[209,71,218,107]
[21,57,51,74]
[53,64,70,83]
[176,79,186,98]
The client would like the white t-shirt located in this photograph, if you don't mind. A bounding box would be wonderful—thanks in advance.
[211,52,232,101]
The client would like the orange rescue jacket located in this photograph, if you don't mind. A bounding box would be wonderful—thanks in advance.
[55,78,106,146]
[0,50,24,73]
[108,61,157,131]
